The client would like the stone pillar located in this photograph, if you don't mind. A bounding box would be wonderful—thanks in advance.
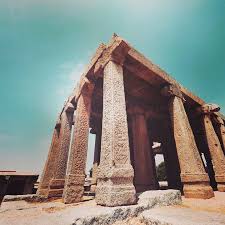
[63,90,92,204]
[37,121,60,196]
[95,60,136,206]
[161,84,214,199]
[130,106,158,192]
[90,128,102,192]
[199,104,225,192]
[161,119,182,190]
[213,115,225,154]
[48,103,74,198]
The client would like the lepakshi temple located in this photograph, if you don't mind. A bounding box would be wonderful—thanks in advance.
[37,34,225,207]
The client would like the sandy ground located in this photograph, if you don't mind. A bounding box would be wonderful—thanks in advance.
[0,192,224,225]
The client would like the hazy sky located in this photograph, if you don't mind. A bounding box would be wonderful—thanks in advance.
[0,0,224,174]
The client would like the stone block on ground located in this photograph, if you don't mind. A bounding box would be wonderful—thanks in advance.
[73,190,181,225]
[3,194,48,202]
[140,206,225,225]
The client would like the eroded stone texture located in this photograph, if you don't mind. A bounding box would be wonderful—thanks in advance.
[161,84,214,199]
[130,106,158,192]
[48,105,74,198]
[199,105,225,192]
[37,124,60,196]
[63,91,92,204]
[95,60,136,206]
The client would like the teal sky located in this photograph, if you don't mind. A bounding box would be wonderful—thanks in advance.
[0,0,224,173]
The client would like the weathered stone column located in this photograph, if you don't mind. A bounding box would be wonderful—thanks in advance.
[161,84,214,199]
[63,89,92,204]
[213,115,225,154]
[48,103,74,198]
[37,121,60,196]
[199,104,225,192]
[130,106,158,192]
[90,128,102,192]
[95,60,136,206]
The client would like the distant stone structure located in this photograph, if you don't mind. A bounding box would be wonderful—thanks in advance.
[37,35,225,206]
[0,171,38,204]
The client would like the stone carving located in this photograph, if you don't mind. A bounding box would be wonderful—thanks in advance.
[198,103,220,114]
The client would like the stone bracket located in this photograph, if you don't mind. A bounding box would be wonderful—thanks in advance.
[161,84,185,101]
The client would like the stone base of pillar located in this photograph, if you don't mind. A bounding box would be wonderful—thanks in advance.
[216,175,225,192]
[37,188,48,197]
[217,184,225,192]
[181,174,214,199]
[95,166,136,206]
[96,182,136,207]
[47,178,65,198]
[63,174,85,204]
[183,182,214,199]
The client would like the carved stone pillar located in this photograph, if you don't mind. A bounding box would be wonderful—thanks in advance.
[63,89,92,204]
[48,103,74,198]
[95,60,136,206]
[37,121,60,196]
[213,115,225,154]
[199,104,225,192]
[161,84,214,199]
[90,127,102,192]
[130,106,158,192]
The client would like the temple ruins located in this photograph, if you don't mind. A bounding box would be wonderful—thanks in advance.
[37,35,225,206]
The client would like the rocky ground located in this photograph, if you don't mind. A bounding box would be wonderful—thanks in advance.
[0,191,225,225]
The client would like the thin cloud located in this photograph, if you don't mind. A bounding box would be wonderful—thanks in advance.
[57,61,85,97]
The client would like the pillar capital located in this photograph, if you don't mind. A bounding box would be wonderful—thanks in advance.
[198,103,220,115]
[161,84,184,101]
[64,102,75,113]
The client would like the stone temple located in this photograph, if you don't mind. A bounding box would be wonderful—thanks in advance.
[37,35,225,207]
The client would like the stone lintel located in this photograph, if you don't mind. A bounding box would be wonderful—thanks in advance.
[126,103,168,119]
